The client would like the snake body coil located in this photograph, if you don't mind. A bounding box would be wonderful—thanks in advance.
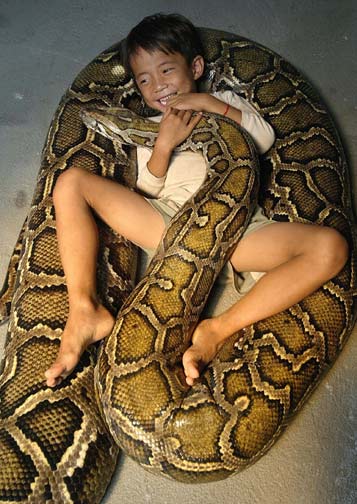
[0,28,356,502]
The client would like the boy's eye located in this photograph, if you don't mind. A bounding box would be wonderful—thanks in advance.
[163,67,174,73]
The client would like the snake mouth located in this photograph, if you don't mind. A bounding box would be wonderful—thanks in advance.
[81,112,97,130]
[81,109,117,140]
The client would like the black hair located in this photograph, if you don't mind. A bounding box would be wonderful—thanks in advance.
[123,13,204,74]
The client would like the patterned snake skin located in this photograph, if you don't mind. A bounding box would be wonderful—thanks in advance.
[0,28,356,502]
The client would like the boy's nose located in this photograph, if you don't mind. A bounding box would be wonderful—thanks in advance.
[154,79,167,93]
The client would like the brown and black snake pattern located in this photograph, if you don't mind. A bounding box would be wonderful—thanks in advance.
[0,28,356,502]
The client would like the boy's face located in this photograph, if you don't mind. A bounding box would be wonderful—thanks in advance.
[130,48,204,112]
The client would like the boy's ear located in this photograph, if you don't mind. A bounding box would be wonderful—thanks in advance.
[191,55,205,80]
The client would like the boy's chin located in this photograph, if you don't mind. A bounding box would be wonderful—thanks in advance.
[143,101,164,114]
[153,102,166,113]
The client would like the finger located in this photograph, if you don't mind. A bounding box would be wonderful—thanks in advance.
[173,102,188,111]
[188,112,203,130]
[167,95,178,105]
[177,109,187,118]
[180,109,194,124]
[191,111,203,124]
[184,109,194,124]
[168,92,184,103]
[163,106,172,118]
[166,107,178,119]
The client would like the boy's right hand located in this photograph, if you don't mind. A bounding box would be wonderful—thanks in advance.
[147,108,202,179]
[156,107,202,153]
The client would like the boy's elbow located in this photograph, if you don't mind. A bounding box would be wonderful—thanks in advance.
[240,111,276,155]
[259,126,276,155]
[268,125,276,150]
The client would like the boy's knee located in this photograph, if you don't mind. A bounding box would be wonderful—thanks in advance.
[314,227,349,276]
[53,167,86,203]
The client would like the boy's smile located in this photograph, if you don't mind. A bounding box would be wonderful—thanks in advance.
[130,48,204,112]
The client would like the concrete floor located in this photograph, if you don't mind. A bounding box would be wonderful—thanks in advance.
[1,1,356,503]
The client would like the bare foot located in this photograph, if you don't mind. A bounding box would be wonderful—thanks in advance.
[182,318,226,386]
[44,301,114,387]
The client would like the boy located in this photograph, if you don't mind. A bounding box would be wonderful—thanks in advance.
[45,14,348,388]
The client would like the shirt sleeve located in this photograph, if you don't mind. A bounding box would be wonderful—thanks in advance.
[135,115,166,198]
[136,162,166,197]
[213,90,275,154]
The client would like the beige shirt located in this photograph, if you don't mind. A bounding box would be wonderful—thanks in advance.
[136,90,275,212]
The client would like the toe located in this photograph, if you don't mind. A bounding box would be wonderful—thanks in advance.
[185,359,200,380]
[186,376,195,386]
[45,375,63,387]
[44,352,79,387]
[182,348,201,384]
[45,361,66,379]
[44,362,66,387]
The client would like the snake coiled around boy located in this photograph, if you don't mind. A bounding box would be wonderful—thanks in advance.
[0,27,356,502]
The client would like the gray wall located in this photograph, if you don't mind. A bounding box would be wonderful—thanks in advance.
[1,1,356,503]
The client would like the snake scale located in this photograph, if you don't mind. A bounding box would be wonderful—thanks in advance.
[0,28,356,503]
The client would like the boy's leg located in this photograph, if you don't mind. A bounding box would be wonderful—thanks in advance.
[45,167,166,386]
[183,222,348,385]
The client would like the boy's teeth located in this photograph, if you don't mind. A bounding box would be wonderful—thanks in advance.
[159,93,176,105]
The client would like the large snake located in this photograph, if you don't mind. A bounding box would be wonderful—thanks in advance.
[0,28,356,503]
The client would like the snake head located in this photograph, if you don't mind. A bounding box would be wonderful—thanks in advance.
[80,106,160,147]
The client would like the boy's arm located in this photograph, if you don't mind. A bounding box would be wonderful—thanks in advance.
[147,143,172,179]
[168,92,275,154]
[147,108,202,178]
[168,93,242,124]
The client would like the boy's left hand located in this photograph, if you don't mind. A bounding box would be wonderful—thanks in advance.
[167,93,235,119]
[167,93,208,112]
